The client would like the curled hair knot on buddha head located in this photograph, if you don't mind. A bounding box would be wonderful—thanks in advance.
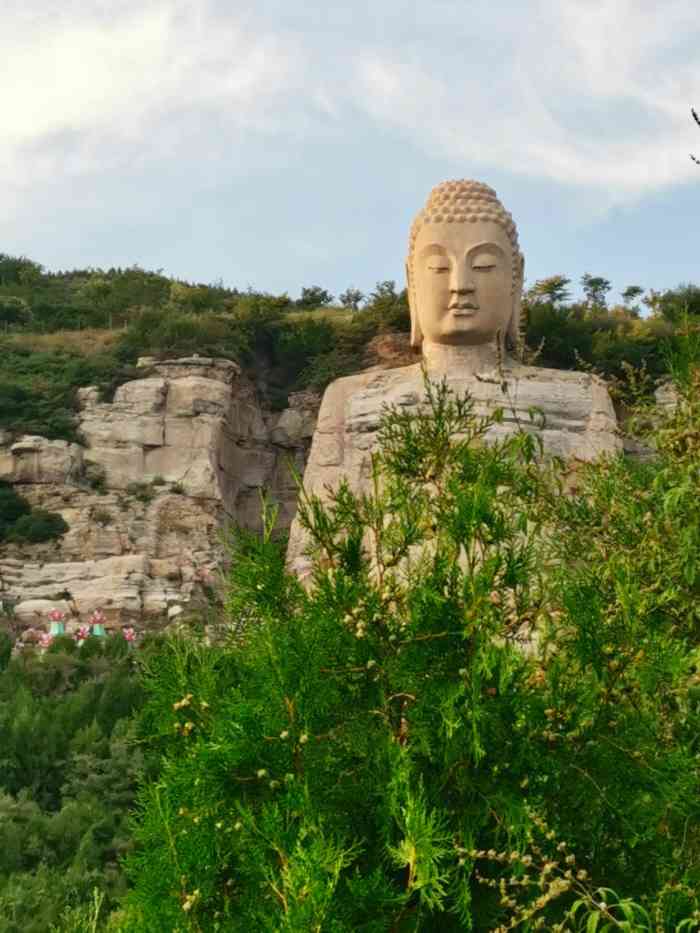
[407,179,525,352]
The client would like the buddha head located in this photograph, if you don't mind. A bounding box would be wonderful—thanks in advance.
[406,180,525,353]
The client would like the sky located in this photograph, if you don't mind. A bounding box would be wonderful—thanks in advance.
[2,0,700,305]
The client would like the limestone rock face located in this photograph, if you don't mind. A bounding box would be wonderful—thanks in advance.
[78,358,247,498]
[0,436,83,485]
[0,357,320,630]
[287,361,622,576]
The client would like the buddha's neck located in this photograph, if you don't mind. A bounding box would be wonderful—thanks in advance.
[421,341,506,376]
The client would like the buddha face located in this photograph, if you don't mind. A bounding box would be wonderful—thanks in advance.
[410,220,516,348]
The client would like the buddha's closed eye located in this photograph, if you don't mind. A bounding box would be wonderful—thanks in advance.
[472,255,498,271]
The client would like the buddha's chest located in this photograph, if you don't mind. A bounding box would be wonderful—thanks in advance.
[343,370,607,453]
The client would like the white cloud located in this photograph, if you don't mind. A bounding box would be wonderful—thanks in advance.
[346,0,700,197]
[2,0,700,240]
[0,0,300,201]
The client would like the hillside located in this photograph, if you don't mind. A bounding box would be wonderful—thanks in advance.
[1,251,699,446]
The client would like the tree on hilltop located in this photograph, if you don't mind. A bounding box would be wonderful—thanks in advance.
[338,287,365,311]
[297,286,334,310]
[581,273,612,311]
[526,275,572,308]
[620,285,645,318]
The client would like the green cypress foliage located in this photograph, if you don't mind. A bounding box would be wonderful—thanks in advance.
[123,368,700,931]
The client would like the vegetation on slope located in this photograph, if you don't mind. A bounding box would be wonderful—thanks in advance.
[0,633,161,933]
[119,346,700,930]
[1,251,699,441]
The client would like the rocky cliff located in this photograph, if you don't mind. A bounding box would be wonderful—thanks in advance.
[0,356,319,632]
[0,342,670,635]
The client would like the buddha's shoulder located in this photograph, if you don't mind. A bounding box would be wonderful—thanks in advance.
[321,363,424,400]
[501,363,612,389]
[318,362,613,414]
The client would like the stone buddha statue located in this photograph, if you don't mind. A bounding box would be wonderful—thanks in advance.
[287,179,620,575]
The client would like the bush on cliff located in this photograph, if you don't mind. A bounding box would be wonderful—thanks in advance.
[123,350,700,930]
[4,508,68,544]
[0,482,67,544]
[0,482,30,537]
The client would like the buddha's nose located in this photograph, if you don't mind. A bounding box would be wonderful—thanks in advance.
[450,264,475,293]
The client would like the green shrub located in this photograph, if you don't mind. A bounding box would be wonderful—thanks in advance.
[0,484,68,544]
[125,482,154,505]
[46,634,78,655]
[6,510,68,544]
[299,346,360,392]
[92,509,112,527]
[524,300,670,395]
[125,367,700,930]
[77,636,105,661]
[115,308,247,364]
[85,466,108,495]
[271,318,336,390]
[104,634,130,661]
[0,483,30,540]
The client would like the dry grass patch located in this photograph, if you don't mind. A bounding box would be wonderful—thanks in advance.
[5,328,119,354]
[286,307,354,325]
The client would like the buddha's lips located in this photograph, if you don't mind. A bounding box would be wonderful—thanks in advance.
[449,301,479,312]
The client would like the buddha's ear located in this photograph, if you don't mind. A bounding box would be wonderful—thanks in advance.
[507,251,525,356]
[407,260,423,349]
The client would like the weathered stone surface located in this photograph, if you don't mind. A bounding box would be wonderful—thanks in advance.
[0,357,319,629]
[83,447,145,489]
[287,362,621,575]
[0,436,83,485]
[140,356,241,385]
[76,386,100,407]
[6,556,146,620]
[12,599,72,625]
[269,406,318,447]
[113,377,168,412]
[144,446,219,498]
[165,377,230,417]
